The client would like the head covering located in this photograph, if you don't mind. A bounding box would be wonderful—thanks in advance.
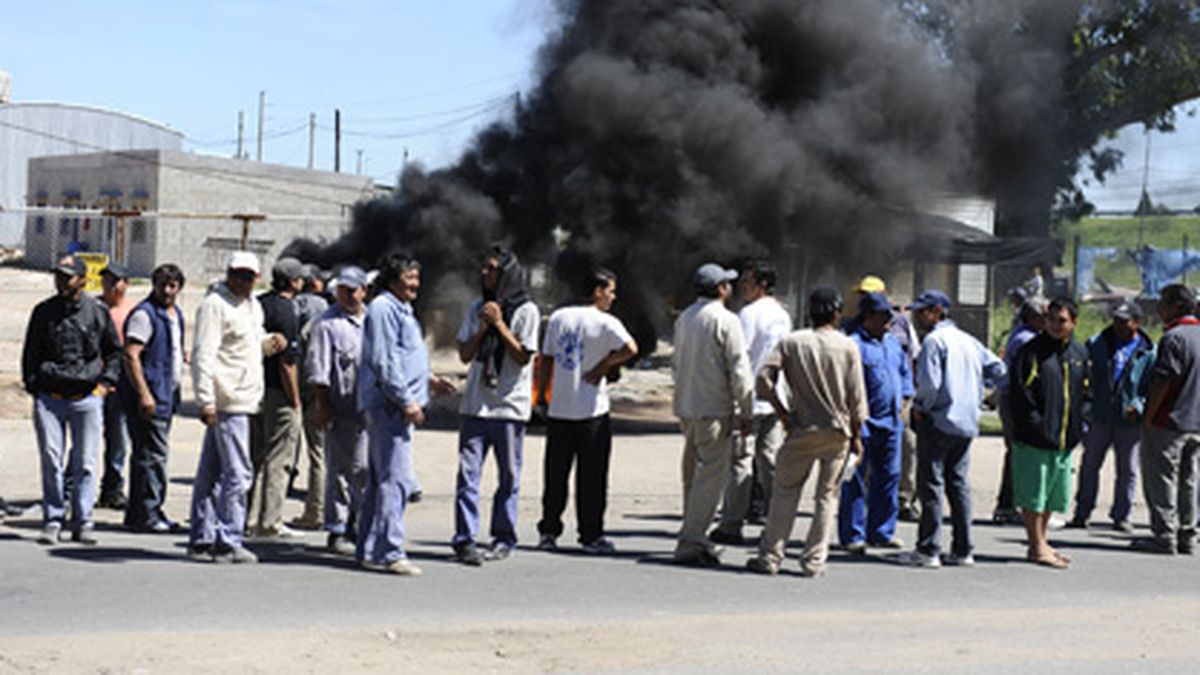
[908,289,952,311]
[858,291,891,314]
[1111,300,1143,321]
[100,262,130,280]
[53,256,86,277]
[853,275,887,294]
[226,251,260,274]
[478,247,532,388]
[332,265,367,290]
[693,263,738,290]
[272,257,305,282]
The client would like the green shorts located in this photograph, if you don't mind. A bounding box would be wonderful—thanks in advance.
[1011,441,1073,514]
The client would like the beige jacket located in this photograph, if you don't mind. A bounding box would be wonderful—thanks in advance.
[672,298,753,419]
[191,282,275,414]
[756,326,868,441]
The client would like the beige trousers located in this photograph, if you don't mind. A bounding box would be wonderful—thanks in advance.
[675,416,733,558]
[249,387,301,533]
[757,429,849,574]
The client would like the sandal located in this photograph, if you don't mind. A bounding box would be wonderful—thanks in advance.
[1027,552,1069,569]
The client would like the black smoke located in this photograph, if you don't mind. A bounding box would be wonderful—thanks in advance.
[290,0,1096,351]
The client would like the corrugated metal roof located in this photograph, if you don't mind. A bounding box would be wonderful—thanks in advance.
[0,101,182,137]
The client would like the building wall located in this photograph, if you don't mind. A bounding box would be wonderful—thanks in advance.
[24,149,372,282]
[1,102,181,246]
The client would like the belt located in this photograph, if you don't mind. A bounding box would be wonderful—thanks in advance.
[49,384,104,401]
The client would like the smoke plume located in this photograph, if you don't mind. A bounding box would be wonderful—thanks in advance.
[291,0,1093,350]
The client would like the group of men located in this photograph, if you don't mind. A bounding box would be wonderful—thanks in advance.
[14,247,1200,577]
[669,262,1200,575]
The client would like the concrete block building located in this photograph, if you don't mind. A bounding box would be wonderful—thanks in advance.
[25,149,373,283]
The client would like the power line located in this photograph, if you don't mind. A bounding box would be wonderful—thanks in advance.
[326,97,513,140]
[0,118,369,208]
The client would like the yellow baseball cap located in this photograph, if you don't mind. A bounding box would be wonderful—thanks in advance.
[853,275,886,293]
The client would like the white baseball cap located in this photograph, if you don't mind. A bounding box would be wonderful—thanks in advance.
[226,251,260,274]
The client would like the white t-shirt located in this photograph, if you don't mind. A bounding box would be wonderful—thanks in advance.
[542,305,634,421]
[739,297,792,415]
[125,304,184,388]
[456,299,541,421]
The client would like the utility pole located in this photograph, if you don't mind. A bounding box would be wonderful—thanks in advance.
[1139,128,1151,247]
[307,112,316,170]
[236,111,245,159]
[334,108,341,173]
[256,90,266,162]
[356,149,363,175]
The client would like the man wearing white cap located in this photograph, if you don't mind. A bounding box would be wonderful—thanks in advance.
[672,262,753,567]
[187,251,286,563]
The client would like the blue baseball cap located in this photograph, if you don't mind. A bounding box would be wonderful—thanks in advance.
[333,265,368,290]
[908,289,952,311]
[858,292,892,314]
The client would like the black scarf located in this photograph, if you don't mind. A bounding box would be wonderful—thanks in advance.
[478,249,531,387]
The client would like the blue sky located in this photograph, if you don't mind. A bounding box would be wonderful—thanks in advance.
[1,1,1197,210]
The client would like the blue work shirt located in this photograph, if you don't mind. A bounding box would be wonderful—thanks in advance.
[914,319,1005,438]
[357,291,430,414]
[306,304,365,419]
[852,326,913,429]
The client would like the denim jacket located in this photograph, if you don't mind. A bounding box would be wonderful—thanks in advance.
[357,291,429,414]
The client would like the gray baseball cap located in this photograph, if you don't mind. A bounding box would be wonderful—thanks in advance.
[693,263,738,289]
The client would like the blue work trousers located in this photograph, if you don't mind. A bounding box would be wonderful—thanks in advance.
[101,390,130,496]
[324,418,368,535]
[33,393,102,529]
[189,413,253,549]
[915,417,974,558]
[454,416,525,547]
[838,422,902,546]
[358,406,415,565]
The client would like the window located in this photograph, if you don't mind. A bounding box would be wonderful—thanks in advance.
[60,218,70,236]
[131,219,147,244]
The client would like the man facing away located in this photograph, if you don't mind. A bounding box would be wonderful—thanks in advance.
[305,266,369,556]
[357,252,454,576]
[745,286,867,578]
[709,261,791,545]
[1008,298,1088,569]
[838,291,912,553]
[672,263,753,567]
[188,252,286,563]
[1068,300,1155,533]
[121,263,187,533]
[291,263,330,530]
[452,247,540,565]
[535,267,638,554]
[992,298,1046,525]
[97,262,137,510]
[248,257,305,539]
[1134,284,1200,555]
[900,290,1004,569]
[22,256,121,545]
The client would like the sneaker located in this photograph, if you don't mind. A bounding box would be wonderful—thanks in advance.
[708,529,745,546]
[256,524,300,540]
[73,525,98,546]
[362,558,422,576]
[581,537,617,555]
[843,541,867,555]
[1112,520,1134,534]
[213,545,259,564]
[1130,537,1176,555]
[187,543,215,563]
[898,549,941,569]
[37,522,62,546]
[673,548,722,568]
[1179,539,1196,555]
[453,542,484,566]
[326,533,356,556]
[869,537,904,550]
[1064,517,1088,529]
[536,534,558,551]
[486,542,514,561]
[745,556,778,575]
[898,505,921,522]
[991,508,1022,525]
[798,563,825,578]
[942,552,975,567]
[1047,515,1066,530]
[289,515,323,531]
[97,491,127,510]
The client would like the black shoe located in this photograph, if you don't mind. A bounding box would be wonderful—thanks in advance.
[708,529,745,546]
[98,491,127,510]
[408,490,423,504]
[187,543,215,563]
[1130,537,1176,555]
[1179,539,1196,555]
[898,505,921,523]
[487,542,515,561]
[991,508,1022,525]
[673,549,722,568]
[536,534,558,551]
[1063,517,1088,529]
[1112,520,1134,534]
[453,542,484,566]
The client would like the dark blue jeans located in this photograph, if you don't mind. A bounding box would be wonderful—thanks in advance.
[916,417,973,557]
[454,416,525,547]
[124,412,173,529]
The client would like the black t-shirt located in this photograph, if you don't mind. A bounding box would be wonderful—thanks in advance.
[259,291,300,392]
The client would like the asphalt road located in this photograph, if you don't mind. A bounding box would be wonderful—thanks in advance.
[2,417,1199,673]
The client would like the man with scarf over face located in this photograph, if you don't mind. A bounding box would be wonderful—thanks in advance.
[452,247,541,565]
